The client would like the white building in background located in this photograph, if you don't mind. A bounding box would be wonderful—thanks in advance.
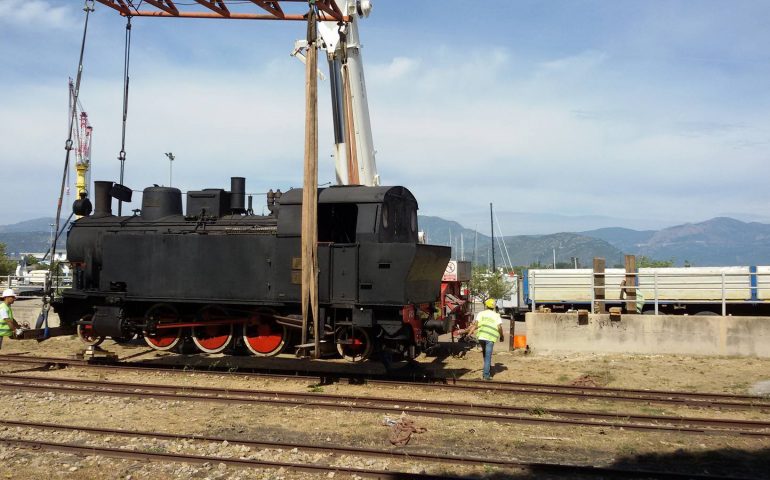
[13,252,70,284]
[18,252,68,263]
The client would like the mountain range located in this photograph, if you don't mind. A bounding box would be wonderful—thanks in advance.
[0,218,65,255]
[580,217,770,266]
[421,216,770,267]
[2,216,769,267]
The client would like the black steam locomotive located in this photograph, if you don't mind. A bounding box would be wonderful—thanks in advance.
[53,177,450,361]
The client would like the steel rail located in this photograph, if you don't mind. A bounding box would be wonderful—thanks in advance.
[0,374,768,438]
[1,354,769,411]
[5,372,770,430]
[3,353,766,403]
[445,378,770,408]
[449,377,765,400]
[0,436,460,480]
[0,418,529,468]
[0,419,749,480]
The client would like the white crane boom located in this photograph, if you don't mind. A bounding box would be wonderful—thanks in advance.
[318,0,379,186]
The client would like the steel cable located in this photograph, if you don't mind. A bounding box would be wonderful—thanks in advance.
[117,16,133,215]
[49,0,95,296]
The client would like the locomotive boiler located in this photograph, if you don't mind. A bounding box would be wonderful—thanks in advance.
[54,177,450,361]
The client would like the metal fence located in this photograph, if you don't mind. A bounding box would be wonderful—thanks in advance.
[2,274,73,292]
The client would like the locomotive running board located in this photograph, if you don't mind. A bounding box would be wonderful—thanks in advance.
[294,340,334,358]
[273,314,304,329]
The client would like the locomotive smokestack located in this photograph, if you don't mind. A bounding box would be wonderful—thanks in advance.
[230,177,246,214]
[93,181,114,217]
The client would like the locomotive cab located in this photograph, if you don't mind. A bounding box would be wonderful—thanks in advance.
[276,186,449,360]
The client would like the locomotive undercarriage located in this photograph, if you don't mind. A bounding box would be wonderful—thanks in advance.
[58,296,423,362]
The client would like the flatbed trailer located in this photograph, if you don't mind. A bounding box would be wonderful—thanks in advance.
[522,266,770,316]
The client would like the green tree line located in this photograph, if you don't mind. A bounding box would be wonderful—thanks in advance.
[0,243,16,276]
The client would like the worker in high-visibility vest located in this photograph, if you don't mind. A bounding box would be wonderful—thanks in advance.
[0,289,20,350]
[467,298,504,380]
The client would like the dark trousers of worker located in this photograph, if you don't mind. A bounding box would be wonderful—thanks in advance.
[480,339,494,379]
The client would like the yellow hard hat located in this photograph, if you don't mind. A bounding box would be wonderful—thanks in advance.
[484,298,496,309]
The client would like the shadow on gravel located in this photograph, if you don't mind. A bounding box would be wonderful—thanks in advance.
[134,351,474,384]
[108,337,477,383]
[465,447,770,479]
[609,447,770,479]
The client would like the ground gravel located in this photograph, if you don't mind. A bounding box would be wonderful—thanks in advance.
[0,333,768,478]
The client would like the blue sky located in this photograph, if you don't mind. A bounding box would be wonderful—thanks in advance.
[1,1,768,233]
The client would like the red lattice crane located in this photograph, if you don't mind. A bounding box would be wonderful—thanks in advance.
[95,0,349,21]
[95,0,378,186]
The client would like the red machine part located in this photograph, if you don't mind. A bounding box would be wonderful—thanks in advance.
[439,280,473,335]
[400,304,421,344]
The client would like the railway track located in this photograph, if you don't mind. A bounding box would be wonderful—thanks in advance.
[445,378,770,410]
[2,353,769,412]
[0,372,768,438]
[0,419,752,480]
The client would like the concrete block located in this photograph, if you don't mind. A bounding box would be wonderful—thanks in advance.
[526,312,770,358]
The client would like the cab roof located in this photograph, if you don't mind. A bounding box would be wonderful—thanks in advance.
[278,185,417,206]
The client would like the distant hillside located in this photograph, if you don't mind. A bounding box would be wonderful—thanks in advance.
[0,217,59,234]
[579,227,655,252]
[498,232,623,267]
[0,218,65,255]
[582,217,770,266]
[428,215,770,267]
[419,216,623,267]
[419,216,478,246]
[485,211,669,235]
[640,217,770,265]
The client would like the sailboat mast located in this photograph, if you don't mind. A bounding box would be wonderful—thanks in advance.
[490,203,496,272]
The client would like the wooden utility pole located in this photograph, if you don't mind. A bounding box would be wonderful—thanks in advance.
[593,257,606,313]
[624,255,637,313]
[301,5,320,358]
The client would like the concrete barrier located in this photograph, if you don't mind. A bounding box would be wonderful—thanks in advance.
[8,298,61,328]
[526,312,770,357]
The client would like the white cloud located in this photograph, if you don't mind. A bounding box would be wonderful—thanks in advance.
[368,56,420,82]
[0,0,74,29]
[360,43,770,226]
[539,50,607,73]
[2,5,769,230]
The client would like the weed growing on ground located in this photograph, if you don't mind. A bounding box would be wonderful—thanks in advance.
[730,381,749,391]
[638,406,667,416]
[616,444,637,456]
